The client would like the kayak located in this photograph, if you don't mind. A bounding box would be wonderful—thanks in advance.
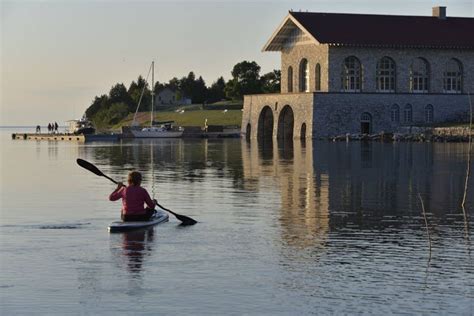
[108,209,169,232]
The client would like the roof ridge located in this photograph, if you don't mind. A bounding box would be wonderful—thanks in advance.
[263,11,474,51]
[289,11,473,19]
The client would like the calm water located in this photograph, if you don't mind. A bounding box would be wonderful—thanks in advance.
[1,127,473,315]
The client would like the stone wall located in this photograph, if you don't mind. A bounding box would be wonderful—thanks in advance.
[281,43,329,93]
[241,93,315,139]
[246,43,473,140]
[241,91,470,139]
[327,46,474,93]
[279,44,474,95]
[312,92,470,137]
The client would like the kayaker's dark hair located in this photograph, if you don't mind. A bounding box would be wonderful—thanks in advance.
[128,171,142,186]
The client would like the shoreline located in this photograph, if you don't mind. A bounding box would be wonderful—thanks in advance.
[326,126,473,142]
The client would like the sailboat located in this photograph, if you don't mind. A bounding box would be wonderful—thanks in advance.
[131,61,184,138]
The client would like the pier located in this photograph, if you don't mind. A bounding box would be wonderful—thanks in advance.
[11,133,121,142]
[12,133,86,141]
[11,129,240,141]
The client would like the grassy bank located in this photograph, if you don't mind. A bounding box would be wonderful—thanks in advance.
[115,109,242,129]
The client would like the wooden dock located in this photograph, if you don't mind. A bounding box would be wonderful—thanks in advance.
[12,133,85,141]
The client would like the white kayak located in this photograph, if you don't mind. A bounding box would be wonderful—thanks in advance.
[108,209,169,232]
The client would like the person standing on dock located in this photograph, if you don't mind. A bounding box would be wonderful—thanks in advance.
[47,123,51,134]
[54,122,58,134]
[36,125,41,134]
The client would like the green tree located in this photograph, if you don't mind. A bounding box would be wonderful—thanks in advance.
[180,72,196,99]
[193,76,208,103]
[91,102,129,128]
[153,81,165,95]
[261,70,281,93]
[85,94,109,119]
[166,77,181,91]
[225,60,262,100]
[109,83,133,110]
[208,76,226,103]
[128,76,151,112]
[106,102,130,125]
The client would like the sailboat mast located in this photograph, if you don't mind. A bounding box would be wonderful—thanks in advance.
[151,61,154,126]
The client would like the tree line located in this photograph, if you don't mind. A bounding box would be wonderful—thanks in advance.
[85,61,280,127]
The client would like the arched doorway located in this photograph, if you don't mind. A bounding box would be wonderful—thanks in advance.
[245,123,251,140]
[360,112,372,134]
[277,105,294,140]
[257,106,274,139]
[300,123,306,139]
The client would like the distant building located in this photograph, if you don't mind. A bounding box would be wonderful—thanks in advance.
[242,6,474,139]
[155,88,192,106]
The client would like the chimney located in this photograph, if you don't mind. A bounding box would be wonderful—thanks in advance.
[432,6,447,19]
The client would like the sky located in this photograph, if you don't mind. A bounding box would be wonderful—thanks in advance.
[1,0,473,126]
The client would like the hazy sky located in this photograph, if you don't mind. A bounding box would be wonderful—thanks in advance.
[1,0,473,125]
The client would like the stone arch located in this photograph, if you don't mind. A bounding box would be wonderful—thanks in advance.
[300,123,307,139]
[257,106,274,139]
[277,105,294,140]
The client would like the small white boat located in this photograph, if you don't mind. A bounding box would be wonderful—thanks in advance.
[108,209,169,232]
[131,124,184,138]
[66,117,95,135]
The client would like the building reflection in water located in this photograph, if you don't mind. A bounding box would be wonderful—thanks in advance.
[242,139,473,250]
[81,138,472,252]
[242,138,330,251]
[312,141,472,227]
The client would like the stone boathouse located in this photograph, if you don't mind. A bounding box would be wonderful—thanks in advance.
[241,7,474,139]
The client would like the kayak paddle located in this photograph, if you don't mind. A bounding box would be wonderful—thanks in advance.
[76,158,197,225]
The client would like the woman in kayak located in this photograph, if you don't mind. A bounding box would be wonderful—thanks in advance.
[109,171,157,222]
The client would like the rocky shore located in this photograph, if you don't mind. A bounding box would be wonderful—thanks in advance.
[328,126,473,142]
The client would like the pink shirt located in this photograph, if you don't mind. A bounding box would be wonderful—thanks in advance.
[109,185,155,215]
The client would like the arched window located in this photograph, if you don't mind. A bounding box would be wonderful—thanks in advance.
[299,59,309,92]
[410,58,429,93]
[391,104,400,123]
[376,57,396,92]
[360,112,372,134]
[315,63,321,91]
[425,104,434,123]
[287,66,293,93]
[341,56,361,92]
[404,104,413,123]
[443,58,462,93]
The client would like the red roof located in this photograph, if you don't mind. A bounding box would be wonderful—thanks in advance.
[289,11,474,48]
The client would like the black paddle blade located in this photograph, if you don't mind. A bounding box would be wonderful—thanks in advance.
[76,159,105,177]
[175,214,197,225]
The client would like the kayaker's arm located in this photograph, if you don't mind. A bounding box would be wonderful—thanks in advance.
[143,190,155,209]
[109,182,125,201]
